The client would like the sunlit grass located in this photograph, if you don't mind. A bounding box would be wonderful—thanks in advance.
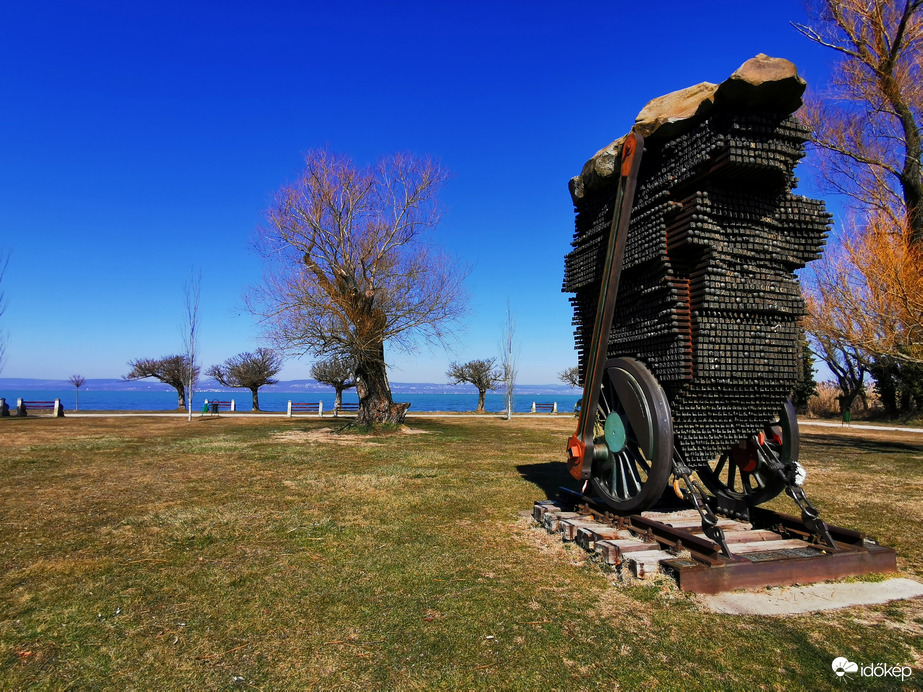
[1,416,921,689]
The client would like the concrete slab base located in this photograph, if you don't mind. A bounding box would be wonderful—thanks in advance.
[700,578,923,615]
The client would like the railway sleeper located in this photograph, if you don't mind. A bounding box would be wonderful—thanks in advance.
[533,495,897,593]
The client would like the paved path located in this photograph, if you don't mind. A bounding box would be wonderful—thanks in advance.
[63,412,523,419]
[800,420,923,435]
[44,413,923,434]
[701,577,923,615]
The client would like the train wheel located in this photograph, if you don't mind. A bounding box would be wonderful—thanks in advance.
[590,358,674,513]
[697,400,798,506]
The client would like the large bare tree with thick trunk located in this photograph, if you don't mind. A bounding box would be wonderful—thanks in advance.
[207,348,283,411]
[124,355,199,410]
[795,0,923,243]
[796,1,923,402]
[251,150,466,426]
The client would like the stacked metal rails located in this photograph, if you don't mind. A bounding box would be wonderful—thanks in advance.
[563,96,830,470]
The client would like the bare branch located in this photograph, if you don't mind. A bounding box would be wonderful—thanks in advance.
[798,0,923,242]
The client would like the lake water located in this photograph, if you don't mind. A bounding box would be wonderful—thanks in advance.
[0,389,581,414]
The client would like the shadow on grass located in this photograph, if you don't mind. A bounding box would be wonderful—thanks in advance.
[516,461,579,499]
[802,433,923,455]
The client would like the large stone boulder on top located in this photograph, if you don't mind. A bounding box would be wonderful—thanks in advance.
[569,54,806,202]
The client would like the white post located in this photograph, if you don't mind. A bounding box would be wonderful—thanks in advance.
[0,397,6,417]
[530,401,536,413]
[287,400,293,417]
[318,401,324,417]
[552,402,557,414]
[54,398,63,417]
[17,397,25,416]
[231,399,236,412]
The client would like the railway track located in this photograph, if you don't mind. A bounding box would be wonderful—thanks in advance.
[534,488,896,594]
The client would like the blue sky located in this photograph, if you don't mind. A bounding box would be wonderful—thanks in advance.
[0,0,838,383]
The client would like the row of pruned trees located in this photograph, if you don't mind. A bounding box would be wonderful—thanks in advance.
[123,350,362,412]
[797,0,923,417]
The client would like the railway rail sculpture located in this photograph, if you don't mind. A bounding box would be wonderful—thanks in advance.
[563,55,834,556]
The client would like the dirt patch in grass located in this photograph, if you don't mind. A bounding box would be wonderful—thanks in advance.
[273,425,431,445]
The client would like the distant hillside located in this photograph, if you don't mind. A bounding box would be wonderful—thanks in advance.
[0,377,581,396]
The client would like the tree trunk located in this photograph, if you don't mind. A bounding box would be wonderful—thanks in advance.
[175,385,186,410]
[251,388,260,411]
[476,388,486,413]
[838,393,858,417]
[354,348,408,426]
[335,387,343,414]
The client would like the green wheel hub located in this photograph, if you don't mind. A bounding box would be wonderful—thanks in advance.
[604,412,627,454]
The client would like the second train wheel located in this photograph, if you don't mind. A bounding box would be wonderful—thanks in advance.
[696,400,799,506]
[590,358,674,513]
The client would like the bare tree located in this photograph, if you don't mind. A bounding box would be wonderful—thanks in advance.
[808,331,868,417]
[124,356,199,410]
[207,348,283,411]
[250,149,467,426]
[0,249,8,375]
[794,0,923,243]
[182,270,202,422]
[499,302,517,420]
[310,356,357,413]
[68,374,86,411]
[558,366,580,388]
[446,358,502,413]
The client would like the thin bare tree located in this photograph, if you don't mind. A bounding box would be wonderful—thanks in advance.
[446,358,502,413]
[124,356,199,410]
[68,374,86,411]
[207,348,283,411]
[310,357,357,413]
[499,302,518,420]
[250,149,467,426]
[182,270,201,422]
[0,249,8,375]
[794,0,923,243]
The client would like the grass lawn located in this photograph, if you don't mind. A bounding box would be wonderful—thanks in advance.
[1,415,922,690]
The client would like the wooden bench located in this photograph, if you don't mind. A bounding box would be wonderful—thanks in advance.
[15,398,64,417]
[531,402,557,414]
[334,402,359,416]
[287,401,324,417]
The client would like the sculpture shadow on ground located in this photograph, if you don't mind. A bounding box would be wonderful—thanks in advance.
[516,461,580,500]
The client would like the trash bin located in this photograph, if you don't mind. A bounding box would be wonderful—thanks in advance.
[210,401,219,414]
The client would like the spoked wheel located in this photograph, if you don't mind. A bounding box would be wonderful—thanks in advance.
[697,400,799,506]
[590,358,674,513]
